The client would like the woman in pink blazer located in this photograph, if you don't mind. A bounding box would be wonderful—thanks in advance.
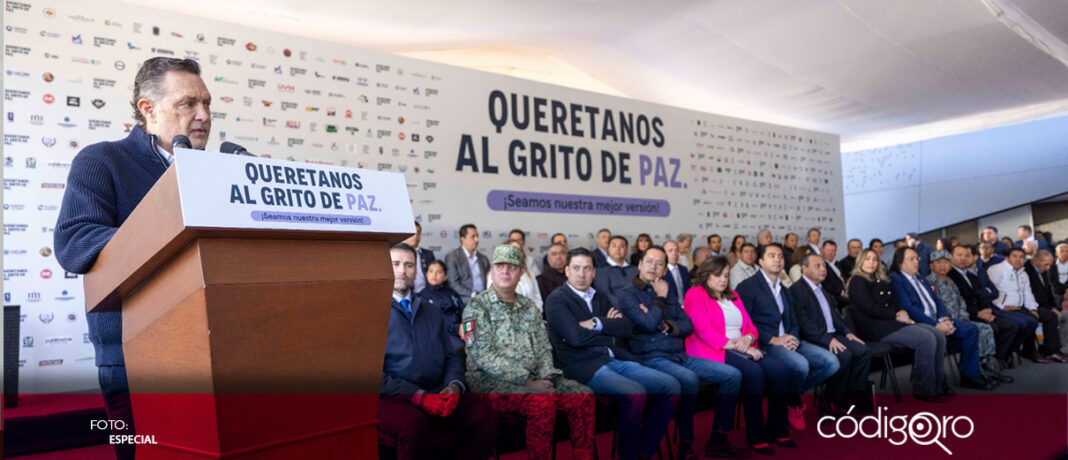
[685,256,795,456]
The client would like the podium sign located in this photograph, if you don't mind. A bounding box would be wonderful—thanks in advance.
[83,151,413,458]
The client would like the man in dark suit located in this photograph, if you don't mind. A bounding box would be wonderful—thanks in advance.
[906,233,934,278]
[836,239,863,277]
[820,241,848,306]
[804,228,822,255]
[982,226,1011,257]
[783,232,798,271]
[593,235,639,307]
[536,242,569,301]
[403,220,436,294]
[380,244,498,460]
[736,243,839,429]
[791,254,871,414]
[976,241,1005,277]
[444,223,491,304]
[662,240,691,305]
[592,228,611,268]
[1024,250,1066,362]
[890,247,993,390]
[947,245,1023,366]
[545,248,680,460]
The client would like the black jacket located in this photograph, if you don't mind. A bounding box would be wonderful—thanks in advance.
[836,255,856,279]
[845,276,906,341]
[418,283,465,351]
[1025,262,1059,310]
[617,276,693,361]
[791,278,852,348]
[735,271,799,347]
[544,284,638,383]
[947,268,996,319]
[1051,261,1068,298]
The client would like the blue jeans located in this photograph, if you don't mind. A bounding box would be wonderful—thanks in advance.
[585,359,680,459]
[645,356,742,443]
[99,365,135,460]
[765,341,839,405]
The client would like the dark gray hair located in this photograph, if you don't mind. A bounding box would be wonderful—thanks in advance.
[131,57,201,128]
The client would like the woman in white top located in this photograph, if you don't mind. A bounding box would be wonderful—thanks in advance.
[487,239,544,312]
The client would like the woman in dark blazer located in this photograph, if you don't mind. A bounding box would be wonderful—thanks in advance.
[846,249,948,402]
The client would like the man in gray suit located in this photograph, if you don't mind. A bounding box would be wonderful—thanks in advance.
[444,223,491,305]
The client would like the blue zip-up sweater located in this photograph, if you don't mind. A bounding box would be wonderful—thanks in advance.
[381,296,466,399]
[615,276,694,361]
[54,126,169,366]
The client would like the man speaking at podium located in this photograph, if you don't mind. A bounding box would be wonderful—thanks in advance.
[54,57,211,460]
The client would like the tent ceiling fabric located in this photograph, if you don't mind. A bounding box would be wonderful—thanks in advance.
[119,0,1068,146]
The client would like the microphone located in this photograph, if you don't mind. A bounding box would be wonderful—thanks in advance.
[220,141,255,156]
[172,134,192,150]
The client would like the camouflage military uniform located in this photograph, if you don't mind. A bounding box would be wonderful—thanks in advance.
[463,244,595,460]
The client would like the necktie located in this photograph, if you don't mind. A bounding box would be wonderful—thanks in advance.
[912,276,936,318]
[400,298,411,314]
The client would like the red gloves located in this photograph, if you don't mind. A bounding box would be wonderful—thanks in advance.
[419,392,459,417]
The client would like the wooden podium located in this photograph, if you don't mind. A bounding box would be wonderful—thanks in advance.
[84,152,415,459]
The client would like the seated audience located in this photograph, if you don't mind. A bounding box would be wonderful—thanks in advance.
[947,245,1024,370]
[464,245,595,460]
[686,256,794,456]
[593,235,639,307]
[982,226,1012,256]
[617,246,745,460]
[592,228,612,268]
[1016,225,1051,253]
[836,238,863,277]
[905,233,934,277]
[445,223,491,304]
[630,233,654,267]
[403,220,436,294]
[537,243,569,301]
[791,254,873,414]
[545,248,680,460]
[1052,243,1068,300]
[977,241,1006,276]
[662,240,692,305]
[820,240,848,305]
[783,232,799,271]
[486,239,543,312]
[805,228,822,255]
[677,233,694,268]
[418,260,466,354]
[1023,250,1067,362]
[889,247,993,390]
[727,235,746,267]
[987,248,1046,363]
[730,243,759,290]
[508,228,541,278]
[846,249,949,402]
[756,229,773,250]
[707,234,724,257]
[380,244,498,460]
[735,243,839,430]
[692,246,711,273]
[927,251,1010,384]
[787,246,810,283]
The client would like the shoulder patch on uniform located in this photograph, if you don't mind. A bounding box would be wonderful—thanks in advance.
[461,320,476,347]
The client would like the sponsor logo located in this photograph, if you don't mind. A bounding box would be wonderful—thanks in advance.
[23,337,33,348]
[246,42,257,51]
[56,290,75,301]
[39,313,54,323]
[38,359,63,367]
[66,96,80,106]
[44,93,56,104]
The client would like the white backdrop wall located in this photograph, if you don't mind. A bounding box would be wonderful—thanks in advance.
[843,115,1068,244]
[3,0,842,393]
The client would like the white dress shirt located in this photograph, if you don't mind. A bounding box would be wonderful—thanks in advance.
[720,299,743,340]
[668,264,684,294]
[987,260,1038,310]
[1057,259,1068,285]
[761,270,786,336]
[464,247,485,294]
[606,257,630,268]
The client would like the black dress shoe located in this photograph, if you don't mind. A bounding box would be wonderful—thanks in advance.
[914,393,947,403]
[774,439,798,448]
[706,441,752,458]
[986,373,1012,384]
[751,444,775,456]
[940,382,957,397]
[1049,352,1067,363]
[1024,352,1051,363]
[960,376,995,391]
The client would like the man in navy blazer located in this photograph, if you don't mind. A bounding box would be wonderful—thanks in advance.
[889,247,993,390]
[380,244,498,460]
[403,220,436,294]
[545,248,680,460]
[736,243,839,428]
[1015,225,1051,254]
[948,245,1024,364]
[662,240,691,305]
